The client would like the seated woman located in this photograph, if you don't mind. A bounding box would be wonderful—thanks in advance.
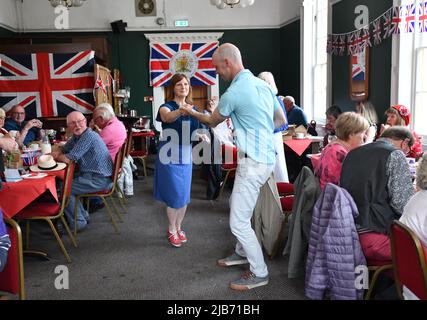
[323,105,342,148]
[381,105,423,159]
[399,152,427,300]
[355,101,378,143]
[316,112,369,189]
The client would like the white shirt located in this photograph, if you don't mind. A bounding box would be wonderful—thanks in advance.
[399,190,427,300]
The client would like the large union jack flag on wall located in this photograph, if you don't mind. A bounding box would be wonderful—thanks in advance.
[0,50,95,118]
[150,42,218,87]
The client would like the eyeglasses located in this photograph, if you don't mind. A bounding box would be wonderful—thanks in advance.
[67,118,86,127]
[12,112,25,116]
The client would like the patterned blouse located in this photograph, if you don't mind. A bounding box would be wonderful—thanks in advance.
[316,142,348,189]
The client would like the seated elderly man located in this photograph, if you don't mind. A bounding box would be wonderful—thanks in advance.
[88,103,127,211]
[283,96,308,128]
[340,126,415,261]
[4,105,42,146]
[51,111,113,232]
[90,103,127,162]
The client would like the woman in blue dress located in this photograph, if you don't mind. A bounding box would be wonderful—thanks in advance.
[154,74,203,248]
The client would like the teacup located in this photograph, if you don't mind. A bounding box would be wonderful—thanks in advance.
[9,130,19,139]
[296,133,305,139]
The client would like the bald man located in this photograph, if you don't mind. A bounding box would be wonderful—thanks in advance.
[4,105,42,146]
[182,43,287,291]
[51,111,113,232]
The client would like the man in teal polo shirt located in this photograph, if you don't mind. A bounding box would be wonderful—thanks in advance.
[183,43,287,290]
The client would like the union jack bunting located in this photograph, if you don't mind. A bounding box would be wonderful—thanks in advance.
[332,35,339,55]
[419,1,427,33]
[373,19,383,45]
[347,33,355,55]
[339,35,347,56]
[383,9,392,39]
[403,3,417,33]
[359,28,372,52]
[327,35,333,54]
[150,42,218,87]
[389,6,402,36]
[0,51,95,118]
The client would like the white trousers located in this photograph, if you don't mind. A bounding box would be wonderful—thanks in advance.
[230,157,274,277]
[273,132,289,183]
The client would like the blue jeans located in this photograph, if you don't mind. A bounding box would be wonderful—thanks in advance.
[64,172,112,230]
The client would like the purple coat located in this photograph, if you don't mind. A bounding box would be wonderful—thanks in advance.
[305,183,366,300]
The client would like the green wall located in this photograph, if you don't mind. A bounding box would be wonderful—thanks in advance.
[0,26,299,118]
[332,0,393,121]
[108,29,282,117]
[0,26,13,36]
[280,20,301,105]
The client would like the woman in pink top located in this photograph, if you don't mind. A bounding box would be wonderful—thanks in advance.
[316,112,369,189]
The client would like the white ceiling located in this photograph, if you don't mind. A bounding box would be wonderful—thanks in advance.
[0,0,302,33]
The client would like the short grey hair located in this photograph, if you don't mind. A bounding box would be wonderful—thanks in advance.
[416,153,427,190]
[284,96,295,105]
[96,103,115,116]
[94,106,115,121]
[0,108,5,118]
[258,72,278,95]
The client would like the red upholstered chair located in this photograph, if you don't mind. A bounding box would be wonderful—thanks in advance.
[14,161,77,263]
[0,218,25,300]
[129,132,150,177]
[219,144,238,198]
[365,259,393,300]
[270,183,294,258]
[390,220,427,300]
[75,143,126,235]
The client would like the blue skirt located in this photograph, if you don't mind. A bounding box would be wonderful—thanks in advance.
[153,143,192,209]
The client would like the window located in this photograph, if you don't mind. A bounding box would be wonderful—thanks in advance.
[414,48,427,136]
[392,0,427,141]
[302,0,329,123]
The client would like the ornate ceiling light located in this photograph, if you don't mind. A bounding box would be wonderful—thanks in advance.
[48,0,86,9]
[210,0,255,9]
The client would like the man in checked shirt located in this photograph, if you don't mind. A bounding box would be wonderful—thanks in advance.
[51,111,113,232]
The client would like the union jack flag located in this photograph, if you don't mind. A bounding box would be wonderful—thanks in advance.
[352,50,366,82]
[383,9,392,39]
[389,6,403,36]
[373,19,383,45]
[0,51,95,118]
[419,1,427,33]
[150,42,218,87]
[403,4,416,33]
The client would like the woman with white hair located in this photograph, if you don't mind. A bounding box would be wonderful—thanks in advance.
[258,71,289,183]
[399,153,427,299]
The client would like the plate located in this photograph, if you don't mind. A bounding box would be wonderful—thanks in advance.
[21,173,48,179]
[294,136,307,140]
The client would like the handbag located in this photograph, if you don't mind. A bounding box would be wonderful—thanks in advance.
[307,120,318,136]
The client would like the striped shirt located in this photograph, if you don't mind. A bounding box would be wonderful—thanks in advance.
[63,128,113,177]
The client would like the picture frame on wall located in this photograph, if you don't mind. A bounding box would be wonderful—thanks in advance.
[349,46,370,102]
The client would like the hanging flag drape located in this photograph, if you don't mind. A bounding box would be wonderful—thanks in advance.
[328,0,427,56]
[0,50,95,117]
[149,42,219,87]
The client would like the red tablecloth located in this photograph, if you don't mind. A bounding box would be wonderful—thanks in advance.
[283,139,313,156]
[30,168,66,181]
[0,176,58,219]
